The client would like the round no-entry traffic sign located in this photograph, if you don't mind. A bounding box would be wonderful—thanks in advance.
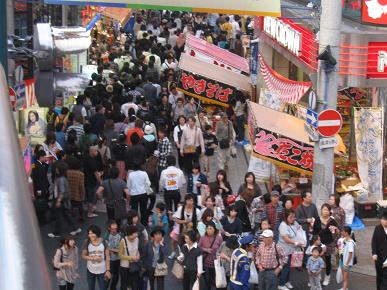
[317,109,342,137]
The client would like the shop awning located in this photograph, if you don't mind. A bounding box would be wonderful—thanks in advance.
[178,53,251,92]
[259,54,312,104]
[44,0,281,17]
[248,101,314,174]
[185,34,250,74]
[101,7,131,25]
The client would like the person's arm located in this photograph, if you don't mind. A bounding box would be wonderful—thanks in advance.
[104,245,111,278]
[180,130,186,154]
[53,249,67,269]
[95,185,104,199]
[123,188,130,202]
[295,206,307,226]
[118,239,132,261]
[280,224,300,246]
[173,127,179,145]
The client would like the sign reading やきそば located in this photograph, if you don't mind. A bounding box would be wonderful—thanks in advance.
[44,0,280,16]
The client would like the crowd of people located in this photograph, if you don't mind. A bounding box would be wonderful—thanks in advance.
[28,8,385,290]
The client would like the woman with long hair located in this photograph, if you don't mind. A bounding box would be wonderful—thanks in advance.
[210,170,232,207]
[53,235,79,290]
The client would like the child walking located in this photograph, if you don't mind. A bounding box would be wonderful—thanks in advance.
[307,247,325,290]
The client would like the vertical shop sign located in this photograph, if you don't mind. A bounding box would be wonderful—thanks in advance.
[354,107,384,200]
[250,39,259,85]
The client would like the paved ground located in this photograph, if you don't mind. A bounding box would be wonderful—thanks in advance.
[39,146,377,289]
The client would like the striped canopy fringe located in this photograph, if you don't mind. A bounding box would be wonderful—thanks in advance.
[259,53,312,104]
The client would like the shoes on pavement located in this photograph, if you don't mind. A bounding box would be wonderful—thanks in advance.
[307,282,311,287]
[70,228,82,236]
[48,233,60,238]
[168,251,176,260]
[285,282,294,289]
[278,286,289,290]
[322,275,330,286]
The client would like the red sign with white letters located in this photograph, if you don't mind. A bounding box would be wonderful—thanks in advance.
[362,0,387,25]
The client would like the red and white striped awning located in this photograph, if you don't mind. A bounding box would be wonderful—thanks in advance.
[259,54,312,104]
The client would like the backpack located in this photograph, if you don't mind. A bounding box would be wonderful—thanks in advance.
[52,248,63,271]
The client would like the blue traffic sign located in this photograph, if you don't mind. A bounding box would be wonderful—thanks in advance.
[307,108,318,128]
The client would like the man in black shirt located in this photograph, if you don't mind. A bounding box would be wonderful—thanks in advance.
[89,104,106,135]
[372,212,387,290]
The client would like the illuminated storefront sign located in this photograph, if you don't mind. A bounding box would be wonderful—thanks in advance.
[263,17,301,56]
[362,0,387,25]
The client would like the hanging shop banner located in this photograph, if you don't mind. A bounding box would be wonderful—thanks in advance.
[178,70,236,107]
[250,40,259,85]
[251,127,314,174]
[44,0,281,16]
[259,89,283,111]
[354,107,384,200]
[259,54,312,104]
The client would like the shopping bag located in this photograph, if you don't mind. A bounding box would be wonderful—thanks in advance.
[248,262,259,284]
[214,258,227,288]
[336,267,343,284]
[290,248,304,268]
[192,278,200,290]
[172,260,184,280]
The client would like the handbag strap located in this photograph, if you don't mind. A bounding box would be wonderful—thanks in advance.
[203,236,217,260]
[123,236,129,256]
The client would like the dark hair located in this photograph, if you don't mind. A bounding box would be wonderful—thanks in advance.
[179,194,197,231]
[204,124,212,131]
[87,225,101,237]
[156,202,165,212]
[35,149,46,160]
[284,209,296,224]
[244,172,256,185]
[301,190,311,200]
[158,127,168,135]
[272,184,282,195]
[329,194,340,207]
[201,208,214,222]
[312,246,322,254]
[27,110,39,125]
[130,132,140,145]
[185,230,197,243]
[205,221,218,235]
[61,235,75,248]
[321,203,332,213]
[109,166,119,179]
[107,220,118,230]
[187,116,196,123]
[192,163,201,171]
[310,234,320,245]
[125,225,138,236]
[135,119,144,128]
[342,226,352,235]
[55,161,68,177]
[260,218,270,225]
[382,211,387,220]
[127,209,139,224]
[55,123,64,132]
[166,155,176,166]
[216,170,228,184]
[226,205,237,216]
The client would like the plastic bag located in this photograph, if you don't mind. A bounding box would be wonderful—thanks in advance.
[336,267,343,284]
[230,146,237,158]
[192,278,200,290]
[248,262,259,284]
[172,260,184,280]
[214,258,227,288]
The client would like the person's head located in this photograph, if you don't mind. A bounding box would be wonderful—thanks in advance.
[177,114,186,125]
[341,226,352,238]
[204,124,212,133]
[89,145,98,157]
[28,110,39,123]
[127,209,139,225]
[244,172,255,185]
[261,229,274,246]
[205,196,215,209]
[45,131,57,145]
[205,221,217,236]
[161,93,168,103]
[283,197,293,210]
[270,190,280,205]
[176,98,184,108]
[221,112,228,123]
[125,225,138,240]
[226,205,238,218]
[272,184,282,195]
[150,227,164,242]
[107,220,118,234]
[184,230,197,245]
[192,163,201,175]
[301,191,313,205]
[166,155,176,167]
[260,218,270,230]
[187,116,196,128]
[95,104,105,114]
[310,234,321,246]
[158,127,167,140]
[36,150,47,163]
[329,194,340,208]
[134,119,144,129]
[109,166,119,179]
[320,203,332,218]
[55,161,68,177]
[312,246,322,258]
[202,208,214,223]
[381,212,387,228]
[284,209,296,225]
[62,235,76,249]
[226,236,240,251]
[155,202,166,214]
[216,170,227,183]
[87,225,101,242]
[184,194,195,207]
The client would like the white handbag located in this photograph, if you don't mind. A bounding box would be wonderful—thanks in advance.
[248,262,259,285]
[214,258,227,288]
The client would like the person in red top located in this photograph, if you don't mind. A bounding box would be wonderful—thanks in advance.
[126,119,144,145]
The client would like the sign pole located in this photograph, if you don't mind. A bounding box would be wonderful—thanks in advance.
[312,0,342,208]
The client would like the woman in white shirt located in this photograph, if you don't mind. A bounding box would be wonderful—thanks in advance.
[173,115,187,169]
[127,162,151,227]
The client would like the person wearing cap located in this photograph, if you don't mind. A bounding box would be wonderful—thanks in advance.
[215,112,235,171]
[255,229,288,290]
[230,234,255,290]
[143,227,167,290]
[260,191,284,241]
[372,211,387,290]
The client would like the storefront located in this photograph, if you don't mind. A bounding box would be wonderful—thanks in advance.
[254,14,387,218]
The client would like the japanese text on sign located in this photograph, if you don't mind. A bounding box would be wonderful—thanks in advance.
[252,127,314,173]
[180,71,234,105]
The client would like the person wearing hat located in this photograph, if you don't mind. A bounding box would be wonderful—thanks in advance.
[260,191,284,241]
[215,112,235,171]
[143,227,167,290]
[255,229,288,290]
[372,211,387,290]
[230,234,255,290]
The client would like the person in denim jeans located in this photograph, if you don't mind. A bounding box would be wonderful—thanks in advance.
[82,225,111,290]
